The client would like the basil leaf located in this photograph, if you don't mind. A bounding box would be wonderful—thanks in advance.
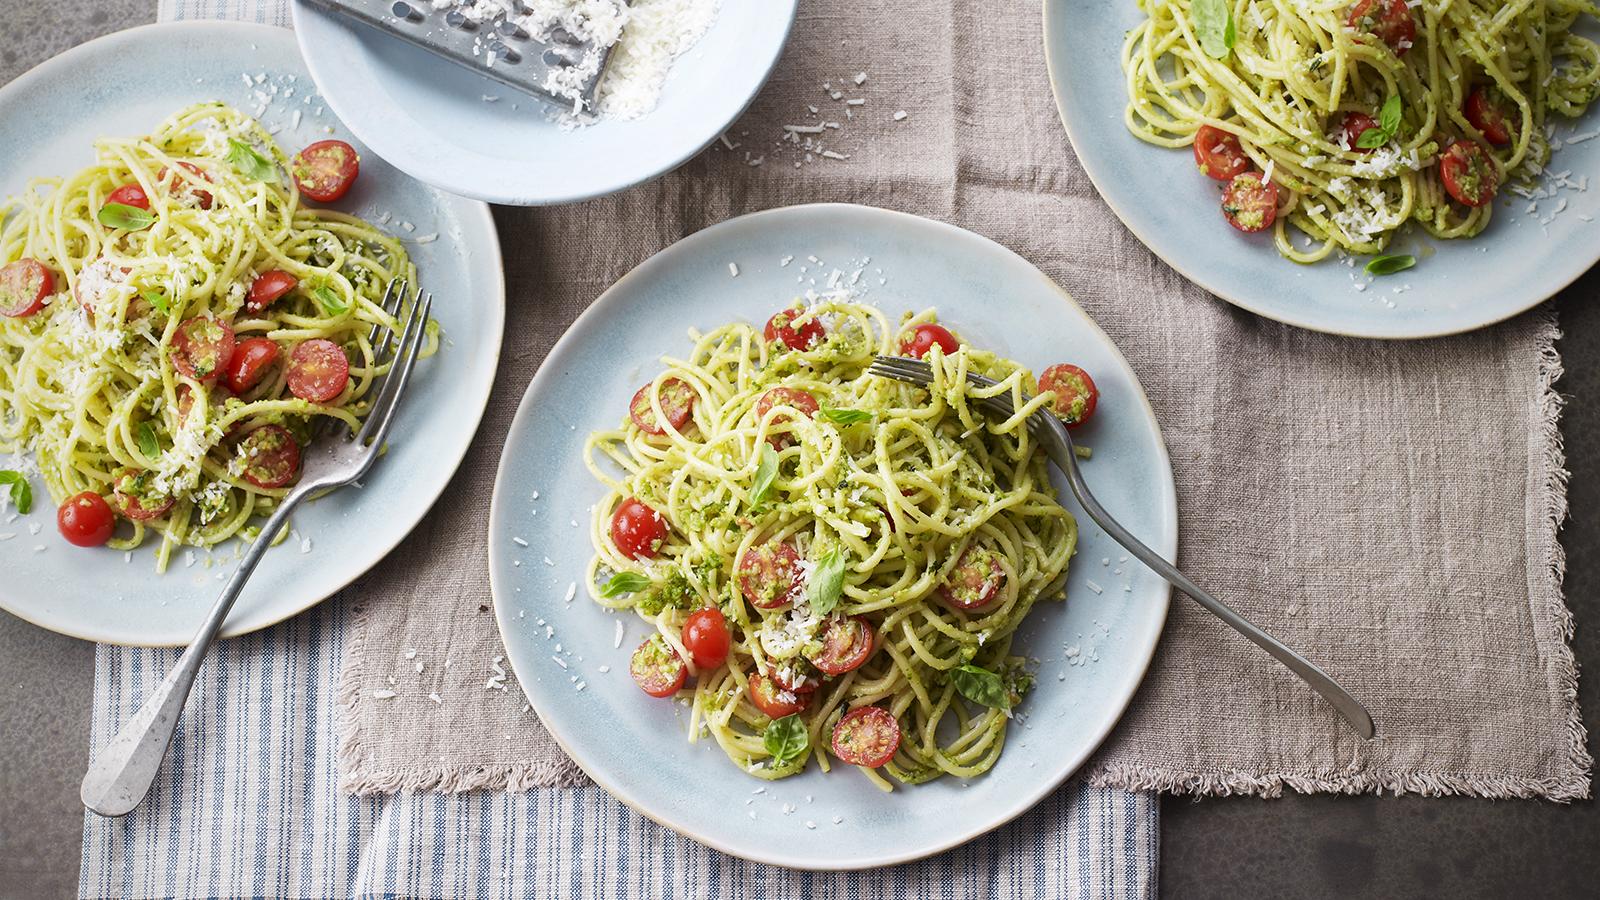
[748,442,779,509]
[0,471,32,514]
[762,713,809,766]
[1378,94,1403,137]
[1192,0,1234,60]
[1365,254,1417,276]
[97,203,155,231]
[951,664,1012,710]
[806,545,847,616]
[226,138,277,183]
[136,421,160,457]
[312,285,349,316]
[1355,127,1392,150]
[141,289,170,316]
[600,572,651,599]
[820,406,872,425]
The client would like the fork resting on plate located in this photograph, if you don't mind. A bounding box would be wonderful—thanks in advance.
[80,279,435,817]
[868,355,1376,740]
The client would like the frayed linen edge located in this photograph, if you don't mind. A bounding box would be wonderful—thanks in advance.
[1089,308,1590,804]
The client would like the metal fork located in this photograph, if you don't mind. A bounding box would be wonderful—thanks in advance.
[868,356,1376,739]
[80,279,435,817]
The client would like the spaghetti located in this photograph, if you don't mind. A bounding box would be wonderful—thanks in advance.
[0,102,435,569]
[1123,0,1600,261]
[584,298,1089,789]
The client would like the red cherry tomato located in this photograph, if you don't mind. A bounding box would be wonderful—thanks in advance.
[1465,86,1515,146]
[1341,113,1381,154]
[630,635,688,698]
[157,162,213,209]
[755,387,819,449]
[1439,140,1499,208]
[170,317,236,383]
[1221,172,1279,234]
[812,615,876,676]
[290,140,360,203]
[763,306,826,351]
[749,673,811,719]
[831,706,901,768]
[1038,363,1099,427]
[941,545,1007,611]
[247,270,298,314]
[112,468,175,521]
[611,497,669,560]
[105,184,150,211]
[1347,0,1415,55]
[234,424,301,489]
[225,337,282,395]
[1192,125,1250,180]
[769,660,821,694]
[285,339,350,403]
[737,540,804,609]
[0,259,54,318]
[58,491,116,547]
[898,323,959,359]
[628,378,696,436]
[681,608,731,669]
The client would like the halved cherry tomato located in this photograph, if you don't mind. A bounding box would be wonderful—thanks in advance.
[681,608,731,669]
[290,140,360,203]
[247,270,298,314]
[755,387,819,448]
[112,468,175,521]
[0,259,54,318]
[1192,125,1250,180]
[941,545,1007,611]
[737,540,804,609]
[1221,172,1279,234]
[235,424,301,489]
[1465,86,1515,146]
[630,635,688,698]
[1439,140,1499,208]
[749,673,811,719]
[831,706,900,768]
[58,491,116,547]
[105,184,150,211]
[157,162,213,209]
[225,337,282,395]
[763,306,825,351]
[286,339,350,403]
[629,378,696,436]
[1341,113,1380,154]
[611,497,669,560]
[171,317,236,383]
[1038,363,1099,427]
[899,323,960,359]
[1347,0,1415,55]
[812,615,875,676]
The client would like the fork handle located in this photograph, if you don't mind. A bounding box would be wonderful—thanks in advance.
[80,494,306,817]
[1046,438,1377,740]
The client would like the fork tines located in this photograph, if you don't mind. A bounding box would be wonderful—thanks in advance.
[355,279,433,447]
[868,355,1050,433]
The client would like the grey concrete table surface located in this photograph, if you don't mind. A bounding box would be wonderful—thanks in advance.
[1,2,1596,898]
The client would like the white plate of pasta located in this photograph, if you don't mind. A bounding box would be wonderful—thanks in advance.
[1045,0,1600,338]
[488,203,1176,868]
[0,22,503,644]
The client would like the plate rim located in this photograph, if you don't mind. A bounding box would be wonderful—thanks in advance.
[486,201,1176,869]
[1039,0,1595,340]
[0,20,507,646]
[289,0,800,206]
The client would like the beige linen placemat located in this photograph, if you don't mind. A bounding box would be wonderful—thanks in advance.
[337,0,1591,800]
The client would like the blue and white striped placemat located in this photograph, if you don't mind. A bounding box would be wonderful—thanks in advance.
[79,1,1161,897]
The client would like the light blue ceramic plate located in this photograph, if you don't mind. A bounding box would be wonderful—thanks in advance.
[0,22,505,645]
[488,203,1176,868]
[1043,1,1600,339]
[290,0,797,206]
